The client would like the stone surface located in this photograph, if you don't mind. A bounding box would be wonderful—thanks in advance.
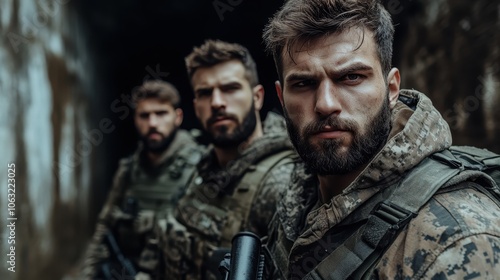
[390,0,500,152]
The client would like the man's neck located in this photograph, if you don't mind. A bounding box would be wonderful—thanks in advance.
[145,151,165,167]
[317,164,368,203]
[214,125,263,167]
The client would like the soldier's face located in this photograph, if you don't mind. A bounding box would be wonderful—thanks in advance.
[192,60,263,147]
[134,99,182,153]
[276,28,400,175]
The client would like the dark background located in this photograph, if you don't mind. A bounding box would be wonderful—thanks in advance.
[78,0,290,161]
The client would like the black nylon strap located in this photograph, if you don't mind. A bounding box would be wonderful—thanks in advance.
[303,156,461,280]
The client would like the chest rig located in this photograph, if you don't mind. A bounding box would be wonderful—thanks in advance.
[170,149,295,280]
[123,145,203,213]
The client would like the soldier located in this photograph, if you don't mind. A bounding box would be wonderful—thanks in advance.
[262,0,500,279]
[79,80,204,279]
[161,39,298,279]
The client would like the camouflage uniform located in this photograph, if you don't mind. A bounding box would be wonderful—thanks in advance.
[161,111,299,280]
[266,90,500,279]
[79,129,203,279]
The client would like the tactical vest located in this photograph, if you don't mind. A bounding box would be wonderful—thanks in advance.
[124,144,203,214]
[168,149,296,280]
[116,144,203,266]
[94,138,204,279]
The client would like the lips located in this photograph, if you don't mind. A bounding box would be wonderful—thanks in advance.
[148,132,163,140]
[214,116,231,122]
[312,126,348,139]
[208,114,236,127]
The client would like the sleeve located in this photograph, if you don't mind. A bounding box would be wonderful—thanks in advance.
[77,160,131,279]
[423,234,500,279]
[247,159,296,237]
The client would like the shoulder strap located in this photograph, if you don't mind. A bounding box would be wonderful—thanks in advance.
[220,149,296,244]
[167,144,204,180]
[304,153,461,280]
[448,146,500,186]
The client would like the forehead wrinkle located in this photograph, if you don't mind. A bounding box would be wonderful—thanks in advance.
[193,60,246,84]
[283,47,368,82]
[284,29,379,80]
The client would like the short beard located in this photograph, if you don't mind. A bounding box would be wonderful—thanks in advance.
[142,128,177,154]
[206,102,257,148]
[284,95,392,176]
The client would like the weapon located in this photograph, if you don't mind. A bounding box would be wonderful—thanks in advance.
[100,197,139,279]
[219,231,265,280]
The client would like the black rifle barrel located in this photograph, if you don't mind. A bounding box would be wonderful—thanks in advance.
[228,231,262,280]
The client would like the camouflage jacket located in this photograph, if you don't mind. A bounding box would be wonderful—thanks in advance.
[79,129,203,280]
[266,90,500,279]
[162,111,299,280]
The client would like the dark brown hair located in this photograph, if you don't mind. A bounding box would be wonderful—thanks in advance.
[132,80,180,108]
[185,39,260,87]
[263,0,394,83]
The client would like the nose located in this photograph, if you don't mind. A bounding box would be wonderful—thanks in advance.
[211,88,226,110]
[148,114,158,127]
[314,81,341,117]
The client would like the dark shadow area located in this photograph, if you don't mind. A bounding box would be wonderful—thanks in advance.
[76,0,288,162]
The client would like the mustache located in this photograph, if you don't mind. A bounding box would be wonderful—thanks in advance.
[206,110,238,126]
[302,116,357,137]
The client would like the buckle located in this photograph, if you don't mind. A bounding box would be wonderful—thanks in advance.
[365,202,416,249]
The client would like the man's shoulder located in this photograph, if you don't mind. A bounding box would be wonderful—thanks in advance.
[379,182,500,278]
[421,182,500,234]
[397,181,500,254]
[114,152,136,176]
[253,149,299,194]
[167,129,206,165]
[260,148,298,171]
[174,129,205,150]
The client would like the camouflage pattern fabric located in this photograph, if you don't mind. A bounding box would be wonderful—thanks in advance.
[79,130,203,280]
[161,111,298,280]
[265,90,500,279]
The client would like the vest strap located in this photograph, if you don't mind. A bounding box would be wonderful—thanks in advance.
[304,156,460,280]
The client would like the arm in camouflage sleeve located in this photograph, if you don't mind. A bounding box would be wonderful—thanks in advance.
[78,159,130,279]
[378,184,500,279]
[423,234,500,279]
[248,160,296,237]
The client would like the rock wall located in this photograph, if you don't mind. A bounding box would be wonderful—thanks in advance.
[0,0,107,279]
[390,0,500,152]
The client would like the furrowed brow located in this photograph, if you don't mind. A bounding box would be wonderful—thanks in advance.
[194,86,212,94]
[335,63,373,77]
[285,73,317,84]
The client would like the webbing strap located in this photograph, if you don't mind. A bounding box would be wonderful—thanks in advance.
[448,146,500,187]
[220,149,296,245]
[304,156,460,280]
